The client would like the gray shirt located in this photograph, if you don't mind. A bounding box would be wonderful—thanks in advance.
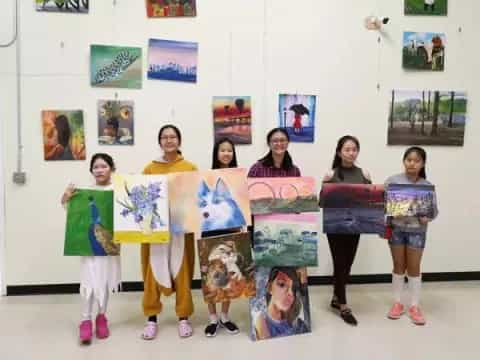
[328,166,371,184]
[385,173,438,233]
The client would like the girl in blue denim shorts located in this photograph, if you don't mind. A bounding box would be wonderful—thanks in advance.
[384,147,438,325]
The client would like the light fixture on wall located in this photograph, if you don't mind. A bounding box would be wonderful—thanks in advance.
[364,15,389,31]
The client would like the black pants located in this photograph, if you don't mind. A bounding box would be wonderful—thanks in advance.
[327,234,360,305]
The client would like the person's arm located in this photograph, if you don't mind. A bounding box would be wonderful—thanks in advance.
[322,170,335,183]
[142,163,152,175]
[61,183,76,206]
[362,169,372,184]
[295,166,301,177]
[247,163,259,178]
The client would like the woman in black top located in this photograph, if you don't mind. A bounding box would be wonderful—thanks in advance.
[322,135,371,326]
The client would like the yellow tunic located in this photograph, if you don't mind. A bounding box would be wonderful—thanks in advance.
[141,155,197,317]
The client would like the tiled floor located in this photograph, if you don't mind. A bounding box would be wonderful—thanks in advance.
[0,282,477,360]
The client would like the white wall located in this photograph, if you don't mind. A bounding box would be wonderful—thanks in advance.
[0,109,4,294]
[0,0,16,294]
[0,80,5,293]
[0,0,478,286]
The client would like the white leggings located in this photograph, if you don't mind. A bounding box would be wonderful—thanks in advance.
[81,288,109,321]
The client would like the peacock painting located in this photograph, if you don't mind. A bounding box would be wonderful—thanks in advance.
[65,189,118,256]
[88,196,119,256]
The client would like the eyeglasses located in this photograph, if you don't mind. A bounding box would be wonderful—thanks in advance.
[271,139,288,144]
[160,135,178,141]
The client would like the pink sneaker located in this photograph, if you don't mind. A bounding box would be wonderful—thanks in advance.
[408,306,426,325]
[79,320,93,345]
[95,314,110,339]
[387,302,405,320]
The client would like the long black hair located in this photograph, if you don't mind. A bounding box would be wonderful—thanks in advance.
[403,146,427,179]
[331,135,360,180]
[158,124,182,154]
[106,117,120,137]
[55,115,71,148]
[260,128,294,170]
[212,138,238,169]
[90,153,116,172]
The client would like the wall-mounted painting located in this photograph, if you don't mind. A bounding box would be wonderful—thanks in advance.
[278,94,316,143]
[36,0,89,13]
[42,110,86,161]
[98,100,134,145]
[402,32,445,71]
[146,0,196,17]
[405,0,447,16]
[213,96,252,145]
[388,90,467,146]
[148,39,198,83]
[90,45,142,89]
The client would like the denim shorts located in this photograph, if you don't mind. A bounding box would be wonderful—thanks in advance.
[389,230,426,249]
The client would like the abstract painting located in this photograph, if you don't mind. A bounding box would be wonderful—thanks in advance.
[213,96,252,145]
[42,110,86,161]
[403,32,445,71]
[198,232,255,303]
[388,90,467,146]
[321,184,385,234]
[148,39,198,83]
[90,45,142,89]
[385,184,436,218]
[323,208,385,234]
[36,0,89,13]
[168,168,251,235]
[98,100,134,145]
[278,94,316,143]
[65,189,119,256]
[248,177,318,215]
[253,213,319,267]
[405,0,447,16]
[146,0,196,17]
[250,267,311,341]
[319,184,385,208]
[113,174,170,243]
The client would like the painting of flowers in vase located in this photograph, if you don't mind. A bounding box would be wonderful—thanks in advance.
[113,174,170,243]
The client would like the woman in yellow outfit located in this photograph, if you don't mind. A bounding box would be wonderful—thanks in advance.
[141,124,197,340]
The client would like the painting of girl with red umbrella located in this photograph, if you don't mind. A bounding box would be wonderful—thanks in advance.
[278,94,316,143]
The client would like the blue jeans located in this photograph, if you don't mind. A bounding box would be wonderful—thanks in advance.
[389,230,426,249]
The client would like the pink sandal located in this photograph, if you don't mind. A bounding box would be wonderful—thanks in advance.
[142,321,158,340]
[178,319,193,338]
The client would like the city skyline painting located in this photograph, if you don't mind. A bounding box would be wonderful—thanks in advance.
[148,38,198,83]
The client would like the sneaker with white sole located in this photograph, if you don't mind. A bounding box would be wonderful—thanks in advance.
[204,322,219,337]
[388,302,405,320]
[408,305,426,325]
[220,320,239,335]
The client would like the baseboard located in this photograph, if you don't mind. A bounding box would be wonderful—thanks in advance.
[6,272,480,296]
